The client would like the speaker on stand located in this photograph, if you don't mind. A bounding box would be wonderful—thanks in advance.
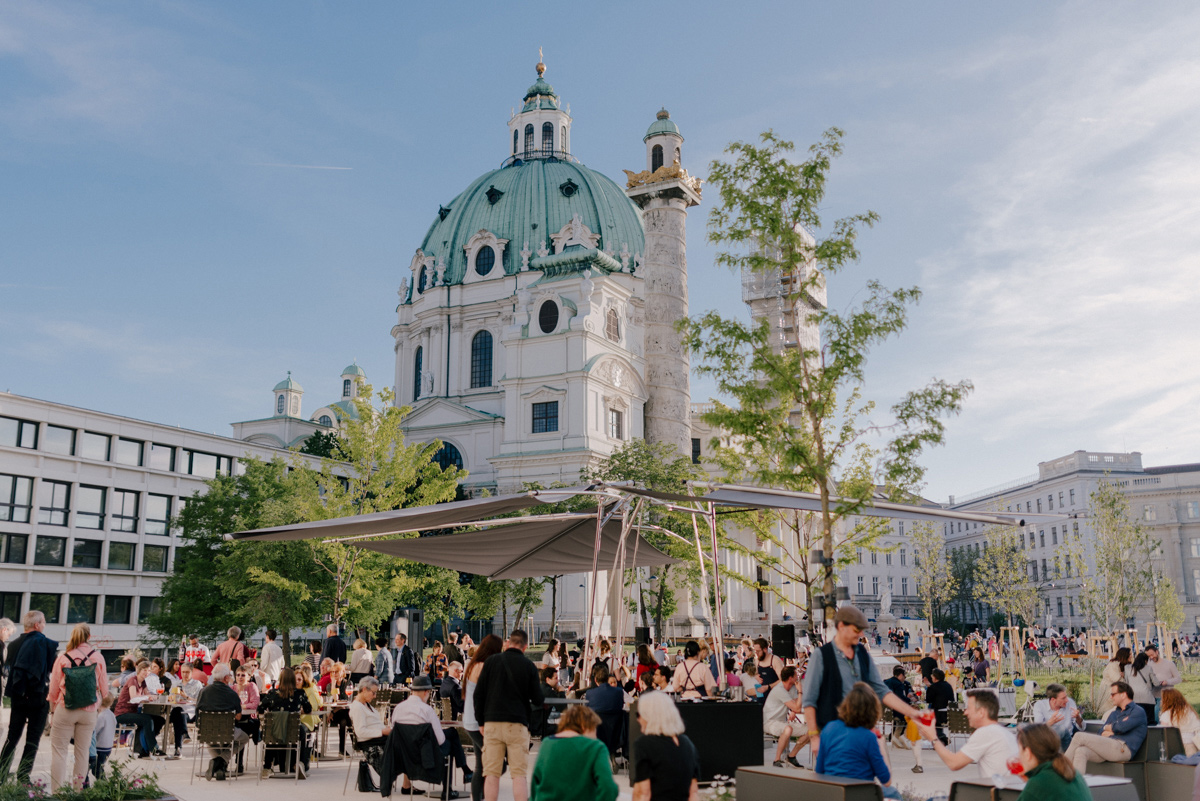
[635,627,652,646]
[771,624,796,660]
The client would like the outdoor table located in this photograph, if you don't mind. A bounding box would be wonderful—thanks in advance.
[628,699,762,782]
[138,694,189,757]
[948,774,1136,801]
[318,701,350,761]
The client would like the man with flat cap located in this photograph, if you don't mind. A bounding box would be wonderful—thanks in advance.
[802,606,927,767]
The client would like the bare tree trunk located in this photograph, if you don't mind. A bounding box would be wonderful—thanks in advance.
[282,630,291,668]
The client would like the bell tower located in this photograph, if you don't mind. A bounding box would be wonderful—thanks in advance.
[625,109,701,458]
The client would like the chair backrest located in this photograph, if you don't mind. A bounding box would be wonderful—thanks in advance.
[376,689,393,707]
[596,710,623,755]
[260,711,302,745]
[196,711,238,746]
[947,709,974,735]
[439,697,454,721]
[391,724,445,784]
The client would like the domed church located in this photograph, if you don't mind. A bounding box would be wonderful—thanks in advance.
[393,56,704,494]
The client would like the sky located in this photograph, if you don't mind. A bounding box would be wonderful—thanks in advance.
[2,2,1199,503]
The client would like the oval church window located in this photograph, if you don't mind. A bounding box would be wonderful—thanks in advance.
[538,300,559,334]
[475,245,495,276]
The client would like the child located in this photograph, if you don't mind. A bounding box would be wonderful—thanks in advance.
[90,694,116,782]
[740,663,765,703]
[815,682,901,799]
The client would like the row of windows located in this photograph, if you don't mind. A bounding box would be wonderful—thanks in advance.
[1,532,169,571]
[0,591,160,626]
[0,473,175,534]
[855,576,912,596]
[513,122,566,157]
[1025,522,1080,550]
[1,416,234,477]
[855,546,908,566]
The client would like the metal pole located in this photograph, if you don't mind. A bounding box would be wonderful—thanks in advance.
[708,502,727,687]
[581,497,606,689]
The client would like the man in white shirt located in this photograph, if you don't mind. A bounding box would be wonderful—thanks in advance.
[1146,644,1181,721]
[391,675,469,795]
[762,666,808,768]
[917,689,1017,780]
[1032,683,1083,750]
[260,629,285,684]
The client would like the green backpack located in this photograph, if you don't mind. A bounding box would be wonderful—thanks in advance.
[63,648,99,710]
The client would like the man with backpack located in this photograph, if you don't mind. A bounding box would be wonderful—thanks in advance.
[47,623,108,791]
[0,611,58,782]
[474,630,543,801]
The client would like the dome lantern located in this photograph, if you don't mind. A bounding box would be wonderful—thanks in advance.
[507,50,572,163]
[644,108,684,173]
[273,370,303,418]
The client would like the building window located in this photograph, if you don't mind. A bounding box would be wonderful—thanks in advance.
[114,438,143,466]
[80,431,110,461]
[872,576,879,595]
[142,545,169,573]
[145,494,171,536]
[0,474,33,523]
[1065,555,1072,576]
[524,124,534,155]
[691,438,701,464]
[0,416,38,449]
[856,547,863,564]
[112,490,139,533]
[900,547,907,566]
[605,308,620,342]
[1041,559,1048,580]
[532,401,559,434]
[475,245,495,276]
[138,597,161,624]
[29,593,61,624]
[434,443,463,471]
[1144,505,1156,522]
[513,129,518,155]
[1039,531,1045,548]
[538,300,559,334]
[43,425,75,456]
[277,395,286,414]
[1069,598,1075,616]
[1051,527,1058,545]
[72,539,102,569]
[542,121,553,154]
[1073,522,1079,538]
[470,331,493,388]
[34,535,66,566]
[104,595,132,624]
[857,576,864,594]
[413,346,423,400]
[38,480,71,526]
[108,542,135,571]
[1188,501,1200,519]
[608,409,624,440]
[67,595,97,624]
[870,550,877,565]
[148,442,174,472]
[0,592,20,620]
[183,450,230,478]
[1058,491,1065,507]
[1048,494,1054,511]
[2,533,28,564]
[651,144,663,172]
[76,485,106,530]
[319,415,332,427]
[418,266,428,293]
[1036,498,1042,512]
[885,552,892,566]
[901,577,908,595]
[1070,489,1076,505]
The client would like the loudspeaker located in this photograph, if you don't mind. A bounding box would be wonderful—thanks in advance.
[635,627,651,645]
[392,607,425,649]
[772,624,796,659]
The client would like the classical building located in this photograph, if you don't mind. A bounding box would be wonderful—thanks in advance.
[946,450,1200,632]
[230,362,368,449]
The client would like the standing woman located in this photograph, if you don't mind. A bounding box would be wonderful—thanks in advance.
[1124,652,1159,724]
[631,690,700,801]
[635,644,658,690]
[349,639,374,685]
[543,638,560,672]
[529,705,618,801]
[47,623,108,791]
[304,640,322,675]
[971,647,990,686]
[671,641,716,700]
[462,634,504,801]
[424,640,449,681]
[1098,647,1131,717]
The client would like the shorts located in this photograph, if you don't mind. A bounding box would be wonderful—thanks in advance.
[481,721,530,777]
[765,719,792,737]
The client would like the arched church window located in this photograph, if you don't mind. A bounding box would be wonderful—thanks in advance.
[605,308,620,342]
[524,124,534,156]
[651,144,663,172]
[318,415,332,427]
[276,395,285,414]
[343,379,351,398]
[291,396,299,415]
[418,266,428,294]
[475,245,495,276]
[413,346,423,401]
[538,300,559,334]
[513,129,518,155]
[434,442,463,472]
[542,122,553,155]
[470,330,493,388]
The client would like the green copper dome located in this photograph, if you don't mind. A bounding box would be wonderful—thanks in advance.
[412,159,644,291]
[273,372,302,392]
[341,362,366,377]
[644,108,681,141]
[522,76,559,112]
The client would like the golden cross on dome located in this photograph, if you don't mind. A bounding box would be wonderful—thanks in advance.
[536,47,545,77]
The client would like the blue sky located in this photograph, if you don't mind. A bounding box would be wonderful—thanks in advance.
[3,2,1199,502]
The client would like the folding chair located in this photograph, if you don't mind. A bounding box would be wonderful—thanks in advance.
[946,709,974,752]
[259,711,303,783]
[191,711,240,784]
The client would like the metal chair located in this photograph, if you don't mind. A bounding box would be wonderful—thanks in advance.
[191,711,240,784]
[259,711,303,783]
[946,709,974,752]
[343,728,375,795]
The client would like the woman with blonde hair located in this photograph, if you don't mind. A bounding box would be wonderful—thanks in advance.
[529,705,618,801]
[296,664,323,731]
[1014,723,1089,801]
[349,637,374,684]
[47,623,108,790]
[631,690,700,801]
[1159,688,1200,755]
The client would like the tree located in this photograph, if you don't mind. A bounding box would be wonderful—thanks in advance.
[948,546,981,628]
[1154,575,1185,633]
[683,129,972,624]
[299,430,344,458]
[974,530,1041,627]
[1060,478,1155,632]
[911,521,958,630]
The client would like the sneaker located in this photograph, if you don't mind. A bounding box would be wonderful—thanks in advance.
[462,770,473,784]
[400,788,426,796]
[168,749,181,761]
[772,759,786,767]
[912,765,924,773]
[787,755,803,768]
[261,768,273,780]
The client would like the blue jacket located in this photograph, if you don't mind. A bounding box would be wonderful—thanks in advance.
[1107,702,1148,756]
[815,720,891,784]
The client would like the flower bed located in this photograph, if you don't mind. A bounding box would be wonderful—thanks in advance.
[0,760,172,801]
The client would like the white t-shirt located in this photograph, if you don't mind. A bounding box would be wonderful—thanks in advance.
[960,722,1018,779]
[763,682,798,725]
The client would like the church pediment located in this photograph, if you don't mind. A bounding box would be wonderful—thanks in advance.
[403,398,503,429]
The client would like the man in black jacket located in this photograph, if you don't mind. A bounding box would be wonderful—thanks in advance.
[320,625,347,666]
[474,630,542,801]
[1,611,58,782]
[196,665,249,780]
[393,633,417,684]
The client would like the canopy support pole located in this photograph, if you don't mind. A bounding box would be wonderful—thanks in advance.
[689,500,722,690]
[707,501,727,688]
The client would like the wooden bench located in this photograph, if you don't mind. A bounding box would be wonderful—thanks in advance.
[949,775,1137,801]
[735,766,882,801]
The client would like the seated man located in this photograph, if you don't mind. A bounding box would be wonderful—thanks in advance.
[196,664,250,781]
[763,666,809,768]
[348,677,391,792]
[391,674,470,794]
[439,662,465,720]
[917,689,1017,779]
[1065,681,1147,776]
[1032,683,1084,751]
[923,669,955,746]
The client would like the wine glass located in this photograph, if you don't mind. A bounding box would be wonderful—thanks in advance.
[1006,758,1025,776]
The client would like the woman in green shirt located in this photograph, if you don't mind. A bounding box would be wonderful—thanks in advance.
[529,704,619,801]
[1016,723,1093,801]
